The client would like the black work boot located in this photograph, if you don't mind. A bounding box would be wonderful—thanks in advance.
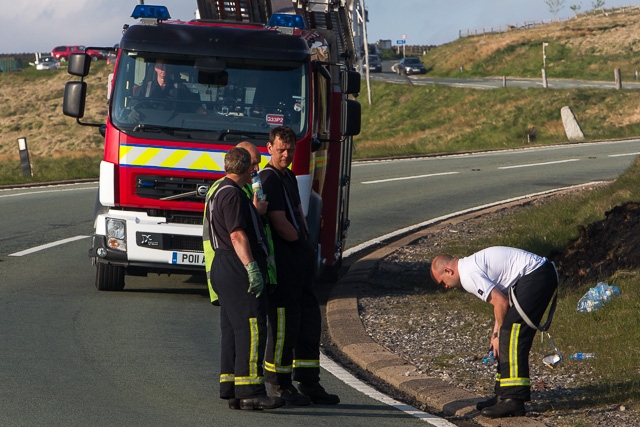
[475,395,498,411]
[239,395,285,410]
[297,381,340,405]
[268,384,312,406]
[481,398,525,418]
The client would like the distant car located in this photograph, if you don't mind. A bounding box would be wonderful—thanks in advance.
[35,56,60,71]
[363,54,382,73]
[52,45,106,62]
[51,45,85,62]
[396,57,426,76]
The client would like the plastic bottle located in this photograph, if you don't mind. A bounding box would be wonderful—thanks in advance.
[483,350,496,365]
[251,171,265,201]
[569,353,596,361]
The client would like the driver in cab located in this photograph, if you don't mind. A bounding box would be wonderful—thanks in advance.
[129,59,206,117]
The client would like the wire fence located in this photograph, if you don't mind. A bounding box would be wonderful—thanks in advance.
[459,6,640,39]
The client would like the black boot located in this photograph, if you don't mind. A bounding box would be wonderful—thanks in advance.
[475,395,498,411]
[481,398,525,418]
[239,395,285,410]
[297,381,340,405]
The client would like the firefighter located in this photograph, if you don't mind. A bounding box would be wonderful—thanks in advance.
[261,126,340,405]
[203,142,272,306]
[205,147,284,410]
[430,246,558,418]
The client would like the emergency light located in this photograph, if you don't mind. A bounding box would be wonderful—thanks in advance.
[131,5,171,20]
[268,13,305,29]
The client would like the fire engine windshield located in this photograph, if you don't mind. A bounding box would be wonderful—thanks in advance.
[110,52,308,143]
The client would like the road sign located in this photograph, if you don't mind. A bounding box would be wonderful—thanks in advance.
[396,40,406,45]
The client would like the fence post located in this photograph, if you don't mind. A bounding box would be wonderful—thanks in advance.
[615,68,622,90]
[542,68,548,89]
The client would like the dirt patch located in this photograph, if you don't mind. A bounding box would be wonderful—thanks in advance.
[553,201,640,287]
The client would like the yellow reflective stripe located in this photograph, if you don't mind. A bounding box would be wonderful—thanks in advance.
[500,377,530,387]
[119,144,227,172]
[509,323,521,379]
[264,361,292,373]
[220,374,234,383]
[249,317,259,378]
[292,359,320,369]
[159,149,189,167]
[235,376,265,386]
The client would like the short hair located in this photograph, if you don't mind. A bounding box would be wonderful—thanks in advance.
[224,147,251,175]
[269,126,297,145]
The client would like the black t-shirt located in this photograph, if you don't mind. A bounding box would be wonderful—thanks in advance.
[260,165,305,242]
[210,178,266,260]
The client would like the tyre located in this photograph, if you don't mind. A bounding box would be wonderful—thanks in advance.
[95,262,125,291]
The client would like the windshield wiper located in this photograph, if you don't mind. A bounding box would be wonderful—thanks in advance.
[217,130,270,141]
[132,124,193,134]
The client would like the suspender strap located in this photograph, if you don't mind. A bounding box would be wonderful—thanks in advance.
[509,286,557,332]
[509,260,559,332]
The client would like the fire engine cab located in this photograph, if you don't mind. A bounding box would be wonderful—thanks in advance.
[63,1,361,290]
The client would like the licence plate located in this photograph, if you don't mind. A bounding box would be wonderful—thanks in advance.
[171,252,205,265]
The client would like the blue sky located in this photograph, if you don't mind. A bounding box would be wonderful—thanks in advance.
[3,1,640,54]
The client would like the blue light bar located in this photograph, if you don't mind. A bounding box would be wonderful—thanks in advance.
[268,13,305,29]
[131,5,171,20]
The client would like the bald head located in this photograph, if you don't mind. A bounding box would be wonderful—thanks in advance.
[237,141,261,172]
[430,254,460,289]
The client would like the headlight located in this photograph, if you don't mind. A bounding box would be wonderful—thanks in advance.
[106,218,127,251]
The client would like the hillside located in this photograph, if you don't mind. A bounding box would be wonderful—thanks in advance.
[423,6,640,80]
[0,63,109,160]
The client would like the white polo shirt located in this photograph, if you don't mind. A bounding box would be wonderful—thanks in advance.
[458,246,547,302]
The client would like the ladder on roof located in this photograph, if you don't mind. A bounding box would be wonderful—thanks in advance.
[195,0,359,68]
[196,0,272,23]
[292,0,358,69]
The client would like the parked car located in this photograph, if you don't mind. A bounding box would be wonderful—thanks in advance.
[363,54,382,73]
[52,45,106,62]
[396,57,427,75]
[34,56,60,71]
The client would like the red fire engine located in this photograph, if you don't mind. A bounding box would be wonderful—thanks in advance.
[63,0,361,290]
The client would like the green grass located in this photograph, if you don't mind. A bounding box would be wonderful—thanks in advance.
[0,154,101,185]
[356,81,640,159]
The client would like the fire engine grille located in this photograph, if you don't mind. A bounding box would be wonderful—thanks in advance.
[136,175,214,203]
[171,235,204,252]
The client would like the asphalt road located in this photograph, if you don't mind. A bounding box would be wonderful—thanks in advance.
[363,60,640,90]
[2,139,639,425]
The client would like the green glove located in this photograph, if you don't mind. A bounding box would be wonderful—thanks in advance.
[245,261,264,298]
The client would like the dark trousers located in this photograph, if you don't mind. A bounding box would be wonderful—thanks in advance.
[265,239,321,386]
[496,261,558,401]
[212,250,268,400]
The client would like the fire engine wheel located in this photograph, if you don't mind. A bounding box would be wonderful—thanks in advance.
[95,262,125,291]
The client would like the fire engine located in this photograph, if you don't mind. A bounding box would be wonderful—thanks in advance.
[63,0,362,291]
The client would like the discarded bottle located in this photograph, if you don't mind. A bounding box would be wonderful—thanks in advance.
[569,353,596,361]
[251,171,265,201]
[483,350,496,365]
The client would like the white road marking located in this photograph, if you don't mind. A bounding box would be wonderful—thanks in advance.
[497,158,579,169]
[9,236,89,257]
[320,354,457,426]
[362,171,458,185]
[608,151,640,157]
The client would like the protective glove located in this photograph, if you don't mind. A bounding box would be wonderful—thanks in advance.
[245,261,264,298]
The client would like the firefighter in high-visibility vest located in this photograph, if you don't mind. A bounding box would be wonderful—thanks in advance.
[204,146,283,410]
[203,142,276,306]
